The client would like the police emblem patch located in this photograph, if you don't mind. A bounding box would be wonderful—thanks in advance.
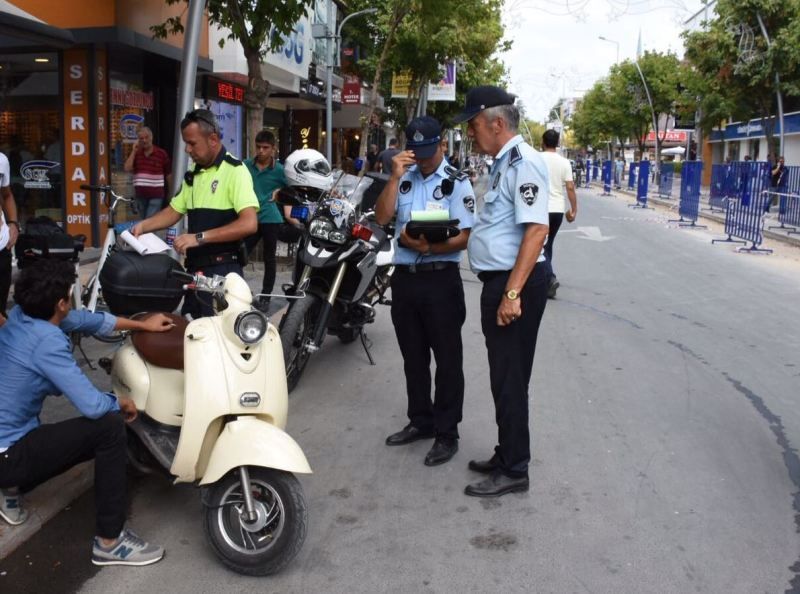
[519,183,538,205]
[211,180,219,194]
[433,185,444,200]
[400,180,412,194]
[329,199,344,216]
[463,196,475,214]
[492,172,501,189]
[413,131,425,142]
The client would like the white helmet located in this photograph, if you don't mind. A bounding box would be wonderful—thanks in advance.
[284,149,333,191]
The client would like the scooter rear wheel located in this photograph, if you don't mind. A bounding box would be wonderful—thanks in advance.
[203,467,307,576]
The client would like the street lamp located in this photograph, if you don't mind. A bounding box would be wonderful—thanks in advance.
[318,4,378,163]
[598,36,620,63]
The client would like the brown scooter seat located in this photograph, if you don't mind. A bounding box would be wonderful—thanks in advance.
[131,312,188,370]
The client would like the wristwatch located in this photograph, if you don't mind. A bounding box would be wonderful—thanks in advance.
[195,232,206,245]
[505,289,520,300]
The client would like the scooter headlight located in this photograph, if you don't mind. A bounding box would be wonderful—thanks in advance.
[235,310,268,344]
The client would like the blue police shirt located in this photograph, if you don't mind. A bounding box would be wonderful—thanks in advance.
[0,306,120,450]
[393,159,475,265]
[468,135,550,272]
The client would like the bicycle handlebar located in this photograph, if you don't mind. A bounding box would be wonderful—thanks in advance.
[80,184,112,192]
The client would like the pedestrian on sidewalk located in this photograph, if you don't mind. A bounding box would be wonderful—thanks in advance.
[375,116,475,467]
[244,130,288,313]
[124,126,172,218]
[0,151,20,322]
[539,130,577,299]
[376,138,400,173]
[0,260,174,565]
[454,85,550,498]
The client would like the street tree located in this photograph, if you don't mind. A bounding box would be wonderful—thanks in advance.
[152,0,315,158]
[683,0,800,158]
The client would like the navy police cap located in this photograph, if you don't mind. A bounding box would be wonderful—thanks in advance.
[452,85,516,124]
[405,116,442,159]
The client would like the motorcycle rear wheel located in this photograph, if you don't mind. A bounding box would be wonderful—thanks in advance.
[279,294,321,393]
[203,467,307,576]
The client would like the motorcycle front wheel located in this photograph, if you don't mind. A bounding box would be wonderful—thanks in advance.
[279,294,322,392]
[203,467,307,576]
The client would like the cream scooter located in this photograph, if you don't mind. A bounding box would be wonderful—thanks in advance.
[107,270,311,576]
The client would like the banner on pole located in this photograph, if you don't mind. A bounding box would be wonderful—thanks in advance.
[427,62,456,102]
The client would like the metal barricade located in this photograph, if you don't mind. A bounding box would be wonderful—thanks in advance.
[769,166,800,230]
[628,162,637,190]
[712,185,773,254]
[629,160,651,209]
[708,164,728,211]
[602,159,612,195]
[767,191,800,233]
[592,161,599,183]
[658,166,674,198]
[670,161,705,228]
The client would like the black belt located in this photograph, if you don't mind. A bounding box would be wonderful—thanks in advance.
[187,251,241,270]
[395,261,458,274]
[477,270,511,283]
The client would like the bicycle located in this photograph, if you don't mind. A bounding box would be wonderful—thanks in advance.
[75,183,138,344]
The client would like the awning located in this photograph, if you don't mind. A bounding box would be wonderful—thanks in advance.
[0,4,75,48]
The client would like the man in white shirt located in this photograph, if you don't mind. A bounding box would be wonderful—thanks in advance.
[539,130,577,298]
[0,151,20,321]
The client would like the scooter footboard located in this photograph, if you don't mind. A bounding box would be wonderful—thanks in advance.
[198,417,312,485]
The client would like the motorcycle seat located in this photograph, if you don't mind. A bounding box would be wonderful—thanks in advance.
[131,312,187,370]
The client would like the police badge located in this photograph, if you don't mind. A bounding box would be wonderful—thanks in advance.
[433,185,444,200]
[519,183,538,205]
[463,196,475,214]
[400,180,412,194]
[211,180,219,194]
[413,130,425,142]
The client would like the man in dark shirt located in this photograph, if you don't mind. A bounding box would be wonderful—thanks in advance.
[376,138,401,173]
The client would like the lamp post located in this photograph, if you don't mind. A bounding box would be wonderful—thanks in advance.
[598,35,620,63]
[318,4,378,163]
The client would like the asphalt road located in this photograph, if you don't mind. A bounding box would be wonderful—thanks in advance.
[3,183,800,593]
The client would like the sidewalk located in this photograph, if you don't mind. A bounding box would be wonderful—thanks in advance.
[593,182,800,249]
[0,256,295,559]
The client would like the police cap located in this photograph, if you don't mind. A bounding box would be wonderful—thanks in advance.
[452,85,516,124]
[405,116,442,159]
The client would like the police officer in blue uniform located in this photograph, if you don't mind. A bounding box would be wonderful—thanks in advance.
[375,116,475,466]
[453,86,551,497]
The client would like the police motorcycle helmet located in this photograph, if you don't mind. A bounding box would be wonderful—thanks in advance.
[284,149,334,201]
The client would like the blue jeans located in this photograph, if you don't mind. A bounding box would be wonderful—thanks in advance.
[136,197,163,220]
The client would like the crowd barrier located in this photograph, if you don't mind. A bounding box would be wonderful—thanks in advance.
[628,163,637,190]
[629,160,651,209]
[769,166,800,230]
[766,191,800,234]
[592,161,599,183]
[709,164,727,211]
[658,167,674,199]
[670,161,705,228]
[602,160,612,195]
[712,184,773,253]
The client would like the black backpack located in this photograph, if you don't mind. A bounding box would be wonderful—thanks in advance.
[14,216,83,268]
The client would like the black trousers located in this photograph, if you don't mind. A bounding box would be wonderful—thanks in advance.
[544,212,563,278]
[0,413,128,538]
[183,261,243,318]
[390,265,466,439]
[479,263,549,477]
[0,247,11,316]
[245,223,280,296]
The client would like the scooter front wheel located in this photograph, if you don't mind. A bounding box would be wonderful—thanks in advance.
[203,467,307,576]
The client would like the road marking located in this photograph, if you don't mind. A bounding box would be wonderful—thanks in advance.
[560,226,616,242]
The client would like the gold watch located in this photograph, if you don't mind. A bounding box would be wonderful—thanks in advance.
[505,289,520,300]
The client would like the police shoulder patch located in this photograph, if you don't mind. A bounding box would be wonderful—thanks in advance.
[399,180,412,194]
[444,165,469,181]
[508,145,523,167]
[463,195,475,214]
[519,183,538,205]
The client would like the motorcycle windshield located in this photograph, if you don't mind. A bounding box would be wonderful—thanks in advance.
[328,171,374,211]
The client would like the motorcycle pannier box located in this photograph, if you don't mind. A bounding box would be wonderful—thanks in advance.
[99,250,186,316]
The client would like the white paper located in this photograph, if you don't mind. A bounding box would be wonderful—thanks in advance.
[120,230,170,255]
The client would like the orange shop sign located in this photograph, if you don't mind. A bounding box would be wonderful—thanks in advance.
[62,48,92,240]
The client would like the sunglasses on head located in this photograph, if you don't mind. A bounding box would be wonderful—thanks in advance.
[183,110,219,133]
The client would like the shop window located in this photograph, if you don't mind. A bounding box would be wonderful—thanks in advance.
[0,52,62,226]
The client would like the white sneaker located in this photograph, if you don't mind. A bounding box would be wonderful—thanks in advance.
[0,488,29,526]
[91,528,165,566]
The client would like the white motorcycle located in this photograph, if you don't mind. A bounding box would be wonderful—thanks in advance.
[104,270,311,576]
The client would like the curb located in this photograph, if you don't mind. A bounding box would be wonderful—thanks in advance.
[598,185,800,250]
[0,462,94,560]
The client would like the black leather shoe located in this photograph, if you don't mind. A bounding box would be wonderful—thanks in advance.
[385,424,435,446]
[468,455,499,474]
[424,438,458,466]
[464,471,529,498]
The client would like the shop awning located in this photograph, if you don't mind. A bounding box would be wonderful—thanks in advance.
[0,2,75,48]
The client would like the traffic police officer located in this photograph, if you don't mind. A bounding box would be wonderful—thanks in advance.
[375,116,475,467]
[453,86,551,497]
[133,109,258,318]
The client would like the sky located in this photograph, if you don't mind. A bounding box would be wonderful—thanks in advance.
[500,0,712,121]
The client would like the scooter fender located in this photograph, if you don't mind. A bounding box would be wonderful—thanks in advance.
[198,417,312,485]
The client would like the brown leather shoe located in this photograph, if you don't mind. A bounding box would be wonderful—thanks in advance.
[385,424,435,446]
[424,438,458,466]
[464,471,529,498]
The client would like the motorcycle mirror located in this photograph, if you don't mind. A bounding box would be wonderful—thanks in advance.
[275,187,303,206]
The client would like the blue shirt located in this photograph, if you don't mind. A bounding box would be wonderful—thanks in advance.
[468,135,550,272]
[0,306,120,450]
[393,159,475,265]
